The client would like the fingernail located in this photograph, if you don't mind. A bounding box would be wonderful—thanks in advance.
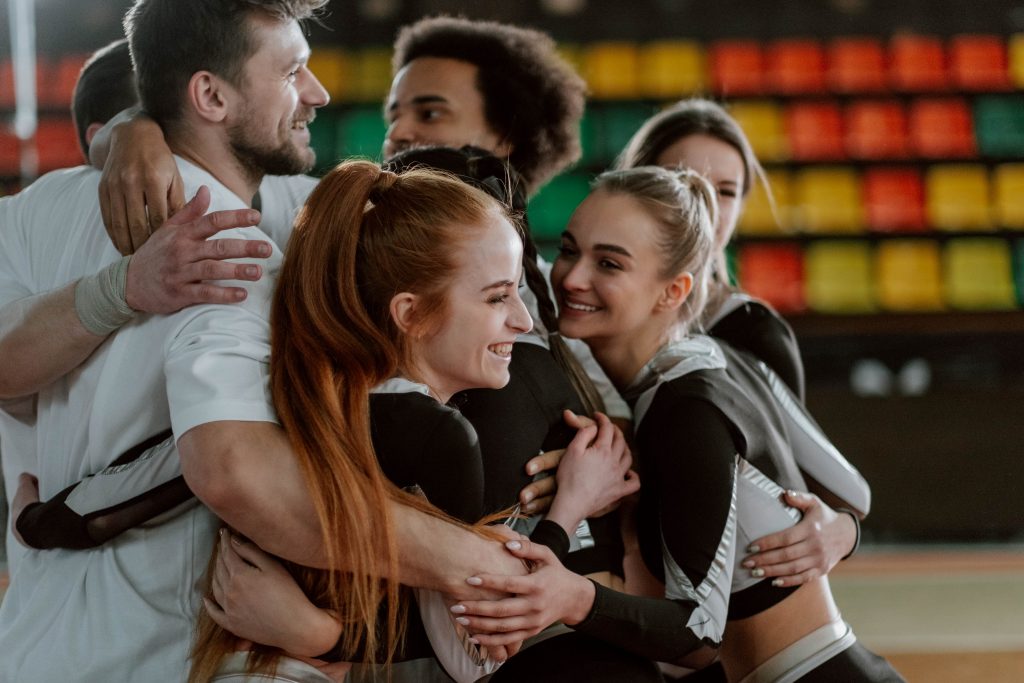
[527,464,538,475]
[751,568,765,578]
[468,637,479,645]
[506,540,522,551]
[747,544,760,553]
[772,578,785,587]
[258,243,271,256]
[455,617,470,626]
[450,604,466,614]
[523,502,535,513]
[742,560,755,568]
[521,490,534,503]
[466,576,483,586]
[244,265,258,277]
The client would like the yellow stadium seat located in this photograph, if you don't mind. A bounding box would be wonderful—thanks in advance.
[925,164,991,231]
[944,238,1017,309]
[993,163,1024,229]
[584,42,640,99]
[737,169,792,235]
[351,47,393,103]
[557,43,586,76]
[876,240,944,311]
[1010,34,1024,88]
[805,241,875,313]
[729,100,788,162]
[793,167,864,233]
[638,41,707,98]
[307,48,351,101]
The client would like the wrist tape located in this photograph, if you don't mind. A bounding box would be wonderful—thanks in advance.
[74,255,136,336]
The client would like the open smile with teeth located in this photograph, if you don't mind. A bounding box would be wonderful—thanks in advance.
[488,342,514,358]
[564,300,600,313]
[291,120,309,130]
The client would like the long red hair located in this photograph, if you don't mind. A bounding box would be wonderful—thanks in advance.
[190,161,512,680]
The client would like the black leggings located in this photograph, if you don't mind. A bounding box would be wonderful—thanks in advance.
[795,641,906,683]
[490,632,663,683]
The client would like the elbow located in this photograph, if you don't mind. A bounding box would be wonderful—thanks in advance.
[179,427,251,516]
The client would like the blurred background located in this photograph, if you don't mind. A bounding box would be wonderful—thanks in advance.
[1,0,1023,680]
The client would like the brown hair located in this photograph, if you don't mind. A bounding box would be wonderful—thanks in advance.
[616,98,772,288]
[189,161,511,681]
[124,0,326,132]
[392,16,587,195]
[593,166,717,332]
[72,39,137,158]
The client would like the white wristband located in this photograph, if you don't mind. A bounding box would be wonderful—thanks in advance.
[74,255,136,336]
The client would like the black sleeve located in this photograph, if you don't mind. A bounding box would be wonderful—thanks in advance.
[572,390,741,660]
[711,302,805,402]
[16,430,194,549]
[528,518,571,561]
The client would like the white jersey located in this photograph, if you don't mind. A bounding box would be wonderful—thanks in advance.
[0,194,40,577]
[256,173,318,248]
[0,160,281,682]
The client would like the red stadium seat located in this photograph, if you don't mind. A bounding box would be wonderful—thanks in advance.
[863,168,927,232]
[737,243,806,313]
[908,98,976,158]
[766,39,827,95]
[890,35,948,92]
[828,38,888,93]
[845,101,908,159]
[709,41,766,96]
[949,34,1012,91]
[786,102,845,161]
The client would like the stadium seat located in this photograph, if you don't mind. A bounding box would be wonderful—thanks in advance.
[586,103,655,166]
[638,41,706,98]
[527,172,592,242]
[862,168,927,232]
[307,48,351,101]
[793,167,863,233]
[845,100,908,159]
[729,100,788,162]
[766,39,827,94]
[1009,34,1024,89]
[948,34,1012,91]
[0,59,13,108]
[737,243,806,313]
[584,42,640,99]
[974,95,1024,157]
[876,240,944,311]
[0,130,19,175]
[786,102,845,161]
[908,98,976,158]
[890,34,948,92]
[993,163,1024,229]
[737,169,792,235]
[944,238,1017,310]
[337,106,387,160]
[307,110,340,173]
[41,53,88,108]
[925,164,991,231]
[709,41,765,96]
[805,241,875,313]
[350,48,393,103]
[1014,240,1024,304]
[828,37,888,93]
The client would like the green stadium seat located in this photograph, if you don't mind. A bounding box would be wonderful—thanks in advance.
[974,95,1024,157]
[527,172,592,242]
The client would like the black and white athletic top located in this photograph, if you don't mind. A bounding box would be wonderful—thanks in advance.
[706,291,805,403]
[570,336,870,663]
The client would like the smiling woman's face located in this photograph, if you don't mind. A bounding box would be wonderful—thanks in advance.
[408,210,532,401]
[551,190,672,344]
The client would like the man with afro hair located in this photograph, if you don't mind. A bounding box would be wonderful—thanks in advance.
[385,16,587,195]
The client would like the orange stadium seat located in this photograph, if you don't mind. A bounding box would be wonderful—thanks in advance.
[828,38,888,93]
[908,98,976,158]
[709,41,766,96]
[737,243,806,313]
[890,35,948,92]
[845,100,908,159]
[766,39,827,94]
[786,102,845,161]
[35,118,83,171]
[948,34,1012,91]
[863,168,927,232]
[41,53,88,108]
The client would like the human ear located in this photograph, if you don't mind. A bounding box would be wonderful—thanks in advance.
[187,71,228,124]
[655,272,694,313]
[389,291,422,336]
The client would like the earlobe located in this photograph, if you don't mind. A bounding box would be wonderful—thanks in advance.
[188,71,228,123]
[389,292,421,336]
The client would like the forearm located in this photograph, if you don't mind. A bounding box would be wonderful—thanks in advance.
[180,422,526,594]
[0,283,107,399]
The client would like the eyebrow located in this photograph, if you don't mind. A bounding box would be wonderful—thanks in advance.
[387,94,449,112]
[481,279,516,292]
[560,231,633,258]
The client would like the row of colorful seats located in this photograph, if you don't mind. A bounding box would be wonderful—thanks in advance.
[737,238,1023,314]
[0,119,84,175]
[579,34,1024,99]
